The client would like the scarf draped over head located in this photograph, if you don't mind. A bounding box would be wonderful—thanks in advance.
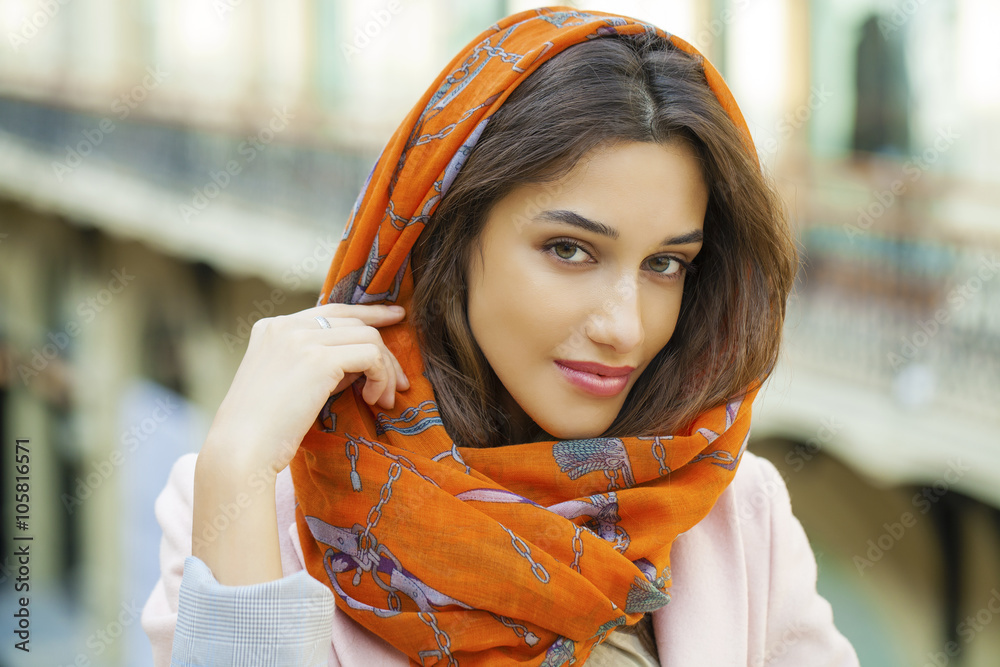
[290,6,762,666]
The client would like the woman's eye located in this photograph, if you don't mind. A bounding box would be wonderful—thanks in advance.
[551,242,586,262]
[648,256,682,275]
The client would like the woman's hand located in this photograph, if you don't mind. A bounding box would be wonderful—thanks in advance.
[192,302,408,585]
[201,302,410,478]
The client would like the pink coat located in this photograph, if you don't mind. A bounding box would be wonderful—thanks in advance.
[142,450,860,666]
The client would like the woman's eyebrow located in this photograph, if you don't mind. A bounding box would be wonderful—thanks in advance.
[534,209,704,246]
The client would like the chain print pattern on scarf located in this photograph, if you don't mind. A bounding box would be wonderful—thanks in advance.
[305,464,472,618]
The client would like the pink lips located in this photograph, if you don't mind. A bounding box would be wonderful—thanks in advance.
[554,360,635,397]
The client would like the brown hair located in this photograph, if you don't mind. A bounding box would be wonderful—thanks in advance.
[410,33,797,448]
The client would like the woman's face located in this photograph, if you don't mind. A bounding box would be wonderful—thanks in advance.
[466,140,709,441]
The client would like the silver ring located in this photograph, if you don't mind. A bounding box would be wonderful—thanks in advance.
[314,315,332,329]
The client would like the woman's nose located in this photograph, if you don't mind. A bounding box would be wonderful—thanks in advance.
[585,276,644,353]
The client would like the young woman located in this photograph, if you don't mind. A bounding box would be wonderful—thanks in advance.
[143,7,860,666]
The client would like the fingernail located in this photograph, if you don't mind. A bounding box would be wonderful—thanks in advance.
[388,305,404,313]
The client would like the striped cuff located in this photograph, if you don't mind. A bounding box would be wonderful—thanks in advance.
[170,555,335,667]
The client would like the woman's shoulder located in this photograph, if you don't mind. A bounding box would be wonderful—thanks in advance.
[653,449,860,666]
[727,448,792,525]
[730,448,787,500]
[662,449,791,592]
[672,449,800,574]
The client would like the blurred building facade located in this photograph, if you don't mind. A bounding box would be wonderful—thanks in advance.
[0,1,998,665]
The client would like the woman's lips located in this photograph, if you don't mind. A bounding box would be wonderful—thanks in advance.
[554,360,633,397]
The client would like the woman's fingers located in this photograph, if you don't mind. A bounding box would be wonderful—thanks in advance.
[379,349,398,409]
[333,343,392,408]
[308,327,401,408]
[331,352,408,401]
[312,302,406,326]
[304,309,410,396]
[390,351,410,390]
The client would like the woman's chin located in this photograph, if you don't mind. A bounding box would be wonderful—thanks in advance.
[534,416,615,442]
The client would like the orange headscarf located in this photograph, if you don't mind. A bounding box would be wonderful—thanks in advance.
[291,7,761,665]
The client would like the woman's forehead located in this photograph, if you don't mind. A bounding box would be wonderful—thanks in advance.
[489,141,708,241]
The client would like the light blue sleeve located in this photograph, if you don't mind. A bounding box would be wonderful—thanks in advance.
[170,555,336,667]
